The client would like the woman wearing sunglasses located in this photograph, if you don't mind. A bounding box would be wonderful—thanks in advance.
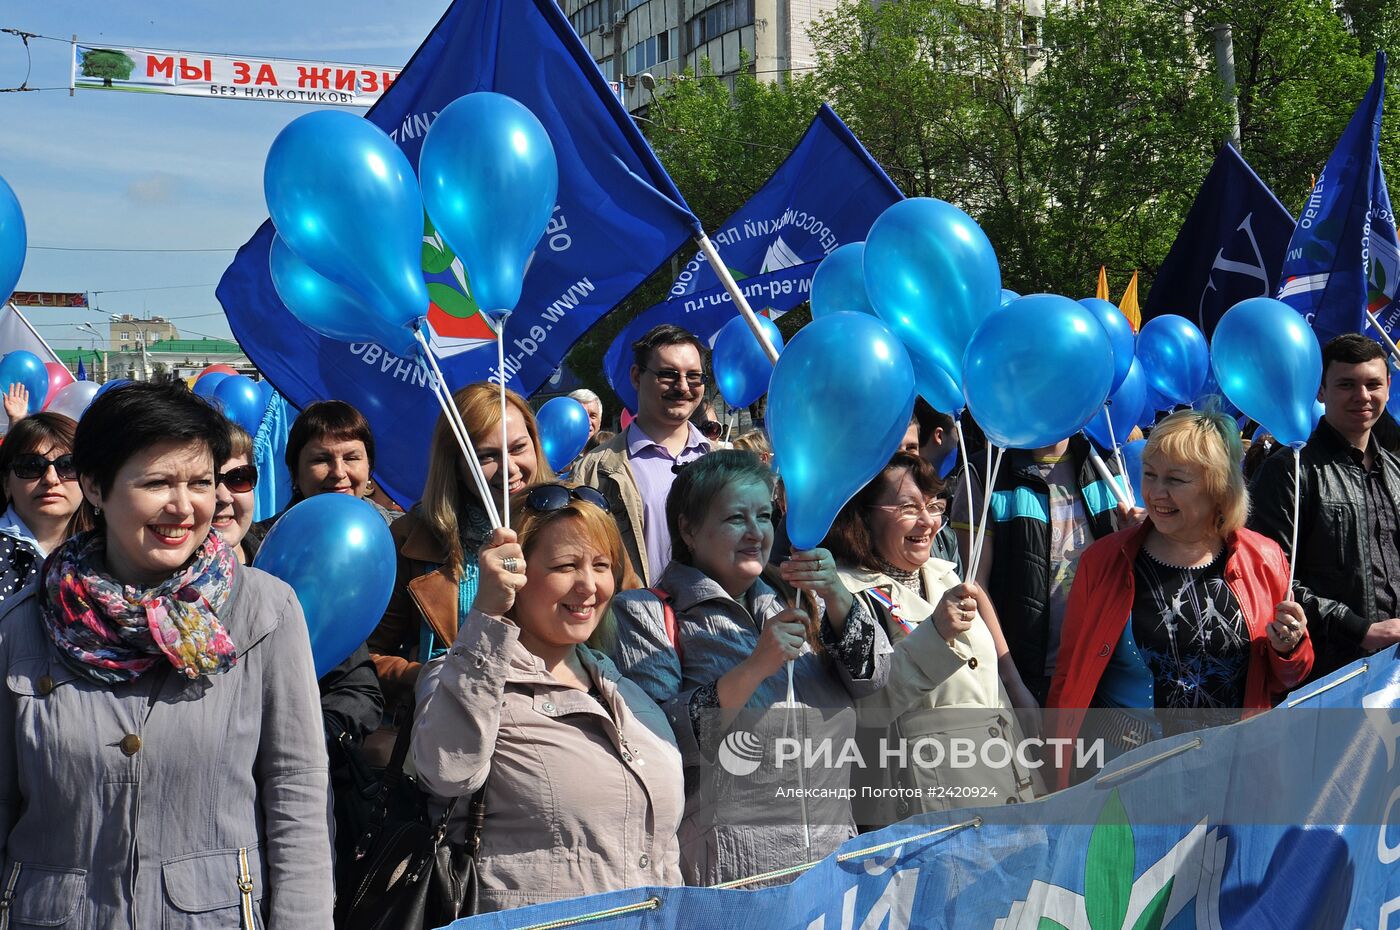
[608,450,890,887]
[823,453,1040,822]
[210,424,260,562]
[411,483,683,914]
[0,381,333,927]
[369,383,552,711]
[0,412,85,598]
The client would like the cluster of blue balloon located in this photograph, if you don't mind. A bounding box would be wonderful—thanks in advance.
[190,371,272,435]
[0,175,24,307]
[260,92,560,673]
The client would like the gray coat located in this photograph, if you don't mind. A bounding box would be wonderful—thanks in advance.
[609,562,892,887]
[0,566,333,930]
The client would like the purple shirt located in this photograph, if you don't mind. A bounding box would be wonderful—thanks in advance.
[626,422,711,582]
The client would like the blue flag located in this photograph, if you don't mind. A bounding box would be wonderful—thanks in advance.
[444,648,1400,930]
[74,355,86,381]
[1278,53,1387,345]
[1369,160,1400,335]
[216,0,700,506]
[603,105,902,410]
[1142,145,1295,339]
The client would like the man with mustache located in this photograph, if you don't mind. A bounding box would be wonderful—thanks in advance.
[575,324,712,586]
[1250,333,1400,680]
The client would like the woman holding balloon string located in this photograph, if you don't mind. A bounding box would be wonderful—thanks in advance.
[609,450,890,887]
[1047,408,1313,787]
[368,383,554,711]
[0,412,86,598]
[824,452,1040,818]
[411,482,684,912]
[0,381,333,926]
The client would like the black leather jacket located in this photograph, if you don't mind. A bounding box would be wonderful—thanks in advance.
[1248,418,1400,680]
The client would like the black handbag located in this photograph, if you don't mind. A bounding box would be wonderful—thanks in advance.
[336,708,487,930]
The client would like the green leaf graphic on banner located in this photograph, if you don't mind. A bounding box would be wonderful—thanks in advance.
[1129,877,1174,930]
[1038,919,1071,930]
[422,215,456,274]
[1085,790,1133,930]
[428,282,478,319]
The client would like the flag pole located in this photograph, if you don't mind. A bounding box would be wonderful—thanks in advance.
[695,235,780,365]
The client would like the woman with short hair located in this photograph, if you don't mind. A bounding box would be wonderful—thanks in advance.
[610,450,889,886]
[411,483,682,913]
[0,381,332,927]
[824,452,1039,818]
[0,412,84,599]
[369,383,553,708]
[1048,408,1314,784]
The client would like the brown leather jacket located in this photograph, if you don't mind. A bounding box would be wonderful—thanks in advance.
[367,511,460,709]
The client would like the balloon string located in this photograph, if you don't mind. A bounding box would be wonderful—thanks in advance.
[1287,445,1301,593]
[495,316,511,526]
[967,446,1005,582]
[414,329,502,529]
[954,417,976,572]
[1085,437,1131,510]
[1102,404,1135,507]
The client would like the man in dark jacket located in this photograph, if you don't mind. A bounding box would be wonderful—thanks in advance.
[1249,333,1400,680]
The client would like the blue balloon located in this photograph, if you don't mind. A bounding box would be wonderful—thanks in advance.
[810,243,875,318]
[420,93,559,314]
[1079,297,1135,393]
[767,312,915,550]
[264,110,427,343]
[1000,288,1020,306]
[268,234,420,358]
[1311,400,1325,432]
[864,198,1001,386]
[1193,366,1241,418]
[1086,357,1147,449]
[93,379,131,403]
[963,295,1114,449]
[0,351,49,413]
[213,374,266,434]
[192,372,228,400]
[1211,297,1323,448]
[253,494,396,677]
[536,397,592,472]
[713,315,783,408]
[0,175,24,303]
[1137,314,1209,405]
[1120,439,1147,505]
[912,351,964,413]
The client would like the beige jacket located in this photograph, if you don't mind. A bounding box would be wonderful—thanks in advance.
[412,609,684,913]
[841,559,1039,817]
[572,433,651,586]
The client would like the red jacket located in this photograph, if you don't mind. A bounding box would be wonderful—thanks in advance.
[1046,521,1313,785]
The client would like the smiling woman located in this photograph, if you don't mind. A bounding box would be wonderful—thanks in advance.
[0,381,334,927]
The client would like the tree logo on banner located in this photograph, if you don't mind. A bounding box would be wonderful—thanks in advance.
[994,791,1226,930]
[421,213,498,359]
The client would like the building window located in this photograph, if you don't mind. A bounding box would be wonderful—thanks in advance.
[687,0,753,48]
[121,331,130,340]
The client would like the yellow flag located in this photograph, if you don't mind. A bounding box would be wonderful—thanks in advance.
[1118,270,1141,332]
[1096,265,1110,301]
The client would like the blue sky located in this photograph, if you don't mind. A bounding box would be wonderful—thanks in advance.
[0,0,446,353]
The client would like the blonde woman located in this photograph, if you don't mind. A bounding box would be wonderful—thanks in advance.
[412,484,683,913]
[368,383,553,708]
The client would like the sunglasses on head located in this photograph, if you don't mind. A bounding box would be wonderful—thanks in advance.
[524,483,609,514]
[10,453,77,481]
[217,464,259,494]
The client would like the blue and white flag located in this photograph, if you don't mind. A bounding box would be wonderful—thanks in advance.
[217,0,700,505]
[444,647,1400,930]
[1142,145,1294,339]
[1278,52,1387,345]
[1369,159,1400,334]
[74,355,86,381]
[603,105,902,410]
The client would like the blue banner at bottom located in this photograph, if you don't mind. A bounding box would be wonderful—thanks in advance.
[444,647,1400,930]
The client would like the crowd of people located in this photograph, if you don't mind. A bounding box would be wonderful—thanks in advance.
[0,323,1392,926]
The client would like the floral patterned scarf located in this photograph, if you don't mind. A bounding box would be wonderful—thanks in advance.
[40,530,239,684]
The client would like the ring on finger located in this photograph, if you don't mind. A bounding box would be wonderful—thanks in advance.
[502,557,521,574]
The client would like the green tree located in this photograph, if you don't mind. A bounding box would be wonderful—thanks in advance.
[80,49,135,86]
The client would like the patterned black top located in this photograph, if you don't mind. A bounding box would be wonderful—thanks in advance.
[1131,548,1249,710]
